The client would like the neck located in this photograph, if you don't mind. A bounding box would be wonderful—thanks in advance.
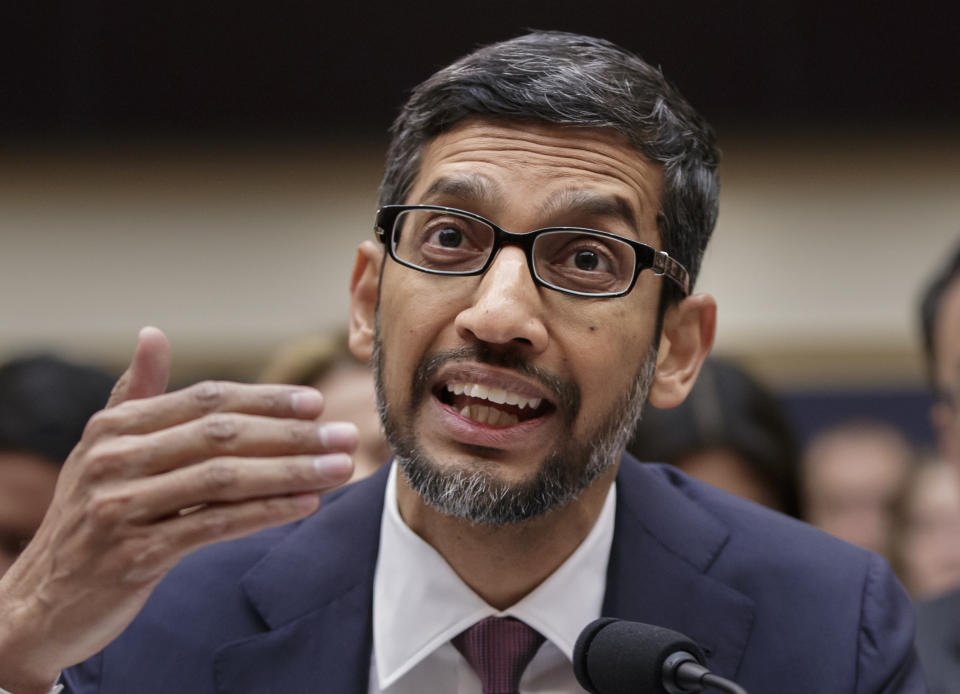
[396,465,616,610]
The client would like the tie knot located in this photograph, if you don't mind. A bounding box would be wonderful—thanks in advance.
[452,616,546,694]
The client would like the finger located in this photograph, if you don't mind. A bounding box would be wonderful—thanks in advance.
[106,327,171,409]
[123,493,324,583]
[119,453,353,521]
[92,381,327,437]
[84,416,359,479]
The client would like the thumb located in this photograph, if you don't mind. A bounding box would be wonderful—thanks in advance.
[106,326,172,408]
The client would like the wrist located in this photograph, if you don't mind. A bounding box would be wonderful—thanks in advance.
[0,596,62,694]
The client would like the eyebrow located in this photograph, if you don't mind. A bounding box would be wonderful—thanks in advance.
[538,189,640,236]
[419,176,642,236]
[420,174,502,207]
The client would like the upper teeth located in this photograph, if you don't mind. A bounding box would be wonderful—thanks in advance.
[447,383,542,410]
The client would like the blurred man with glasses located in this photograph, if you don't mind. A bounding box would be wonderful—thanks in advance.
[0,32,924,694]
[915,242,960,694]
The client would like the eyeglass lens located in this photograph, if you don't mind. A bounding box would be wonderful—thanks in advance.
[392,208,637,295]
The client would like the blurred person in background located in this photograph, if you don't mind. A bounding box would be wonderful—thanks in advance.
[801,419,912,556]
[888,454,960,600]
[0,355,114,575]
[627,357,802,517]
[914,241,960,694]
[260,331,390,482]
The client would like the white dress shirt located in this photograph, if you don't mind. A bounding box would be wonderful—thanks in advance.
[370,462,616,694]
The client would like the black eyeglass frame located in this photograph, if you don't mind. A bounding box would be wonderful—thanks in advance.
[374,204,690,298]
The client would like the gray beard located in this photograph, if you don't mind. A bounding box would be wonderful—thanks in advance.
[372,328,658,525]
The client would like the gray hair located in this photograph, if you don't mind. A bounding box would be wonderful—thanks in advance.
[378,30,720,300]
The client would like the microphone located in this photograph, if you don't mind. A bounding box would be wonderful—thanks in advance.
[573,618,748,694]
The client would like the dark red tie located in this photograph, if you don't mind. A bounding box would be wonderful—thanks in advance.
[452,616,546,694]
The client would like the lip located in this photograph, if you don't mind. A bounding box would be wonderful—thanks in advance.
[433,364,552,401]
[427,393,555,450]
[427,363,556,450]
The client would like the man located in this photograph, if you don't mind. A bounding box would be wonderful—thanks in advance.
[0,32,923,693]
[915,241,960,694]
[802,419,912,556]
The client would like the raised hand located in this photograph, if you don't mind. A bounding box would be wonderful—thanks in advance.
[0,328,357,693]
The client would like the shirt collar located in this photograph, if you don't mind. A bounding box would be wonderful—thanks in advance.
[372,461,616,689]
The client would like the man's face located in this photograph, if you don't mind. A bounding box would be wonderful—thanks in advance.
[933,277,960,463]
[372,118,667,522]
[802,430,909,554]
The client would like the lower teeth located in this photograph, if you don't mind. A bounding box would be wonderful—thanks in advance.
[459,404,519,427]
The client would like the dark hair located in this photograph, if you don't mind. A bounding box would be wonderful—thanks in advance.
[919,240,960,392]
[0,355,115,466]
[379,31,720,302]
[626,358,802,517]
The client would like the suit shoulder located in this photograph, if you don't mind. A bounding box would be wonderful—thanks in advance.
[619,461,923,692]
[634,461,871,575]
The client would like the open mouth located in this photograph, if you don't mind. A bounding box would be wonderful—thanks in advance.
[435,381,553,428]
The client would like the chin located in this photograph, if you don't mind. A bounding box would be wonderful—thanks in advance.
[394,443,600,526]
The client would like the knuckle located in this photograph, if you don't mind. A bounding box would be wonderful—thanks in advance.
[200,460,238,493]
[284,460,313,486]
[261,390,285,414]
[120,535,175,585]
[107,373,130,405]
[85,488,134,526]
[83,408,120,441]
[286,421,313,447]
[82,439,133,480]
[189,380,226,414]
[201,413,240,447]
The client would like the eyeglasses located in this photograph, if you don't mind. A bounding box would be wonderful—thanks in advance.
[374,205,690,298]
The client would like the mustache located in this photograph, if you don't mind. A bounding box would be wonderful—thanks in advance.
[410,345,581,418]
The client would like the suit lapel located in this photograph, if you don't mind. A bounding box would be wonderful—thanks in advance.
[213,464,390,694]
[211,457,755,689]
[602,457,755,680]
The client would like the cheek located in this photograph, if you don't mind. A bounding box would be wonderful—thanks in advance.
[377,278,459,390]
[561,308,651,400]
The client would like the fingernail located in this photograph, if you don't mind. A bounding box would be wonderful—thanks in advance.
[291,389,323,416]
[317,422,359,449]
[313,453,353,477]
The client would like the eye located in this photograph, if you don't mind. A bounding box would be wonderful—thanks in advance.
[533,230,633,294]
[558,242,615,274]
[431,226,463,248]
[573,249,601,271]
[397,210,492,271]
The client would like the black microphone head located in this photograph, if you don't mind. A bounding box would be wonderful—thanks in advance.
[573,618,706,694]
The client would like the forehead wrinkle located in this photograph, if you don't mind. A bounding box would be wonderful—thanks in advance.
[537,189,640,234]
[418,173,502,207]
[431,121,659,188]
[449,138,661,224]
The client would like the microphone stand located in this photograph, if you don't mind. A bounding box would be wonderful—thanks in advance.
[665,652,749,694]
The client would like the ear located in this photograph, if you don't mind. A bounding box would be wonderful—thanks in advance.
[348,240,384,362]
[647,293,717,409]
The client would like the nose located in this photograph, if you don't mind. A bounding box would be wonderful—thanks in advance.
[454,246,549,354]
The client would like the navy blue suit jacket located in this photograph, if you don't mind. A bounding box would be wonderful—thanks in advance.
[63,457,925,693]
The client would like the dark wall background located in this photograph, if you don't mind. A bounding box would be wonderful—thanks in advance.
[3,1,958,141]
